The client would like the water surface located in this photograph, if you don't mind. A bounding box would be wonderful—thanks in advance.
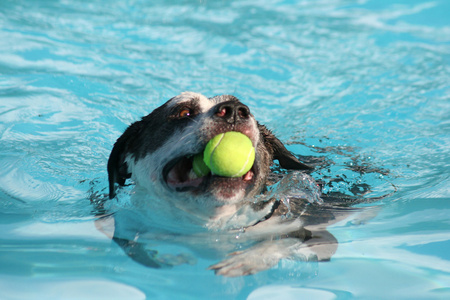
[1,0,449,299]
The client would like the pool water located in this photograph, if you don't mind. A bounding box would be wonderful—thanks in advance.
[1,0,449,299]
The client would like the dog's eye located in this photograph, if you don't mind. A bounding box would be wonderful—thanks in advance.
[178,108,191,118]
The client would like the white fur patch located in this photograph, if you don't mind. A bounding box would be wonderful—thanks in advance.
[167,91,214,112]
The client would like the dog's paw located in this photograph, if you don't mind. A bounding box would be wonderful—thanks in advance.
[208,239,301,277]
[207,237,331,277]
[208,249,280,277]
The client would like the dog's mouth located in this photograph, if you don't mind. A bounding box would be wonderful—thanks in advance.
[163,155,256,194]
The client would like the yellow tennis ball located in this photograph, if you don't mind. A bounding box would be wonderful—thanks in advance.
[192,153,210,177]
[203,131,255,177]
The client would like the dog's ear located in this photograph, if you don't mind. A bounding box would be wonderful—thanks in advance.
[258,123,313,171]
[107,122,142,198]
[107,99,173,198]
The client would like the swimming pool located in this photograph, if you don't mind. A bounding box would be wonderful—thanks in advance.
[1,0,449,299]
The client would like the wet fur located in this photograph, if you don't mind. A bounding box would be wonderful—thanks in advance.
[106,92,359,277]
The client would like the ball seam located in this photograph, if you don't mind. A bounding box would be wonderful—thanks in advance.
[209,133,224,174]
[231,146,254,177]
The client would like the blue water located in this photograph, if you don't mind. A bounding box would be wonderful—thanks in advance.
[1,0,449,299]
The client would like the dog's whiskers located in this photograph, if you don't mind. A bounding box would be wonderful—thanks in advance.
[178,130,197,144]
[187,116,200,124]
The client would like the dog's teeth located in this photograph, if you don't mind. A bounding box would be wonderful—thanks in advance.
[243,170,254,181]
[188,169,199,180]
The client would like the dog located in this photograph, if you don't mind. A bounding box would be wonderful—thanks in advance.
[105,92,362,277]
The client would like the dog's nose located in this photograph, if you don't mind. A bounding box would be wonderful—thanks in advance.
[214,101,251,124]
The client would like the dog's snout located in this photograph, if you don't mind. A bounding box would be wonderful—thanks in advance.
[214,101,250,124]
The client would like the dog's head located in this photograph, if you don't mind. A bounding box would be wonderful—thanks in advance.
[108,92,311,214]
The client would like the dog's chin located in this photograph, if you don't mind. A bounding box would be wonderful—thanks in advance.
[163,155,258,203]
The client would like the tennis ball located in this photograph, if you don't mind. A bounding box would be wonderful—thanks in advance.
[203,131,255,177]
[192,153,210,177]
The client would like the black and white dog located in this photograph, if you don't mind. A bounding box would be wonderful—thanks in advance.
[105,92,359,277]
